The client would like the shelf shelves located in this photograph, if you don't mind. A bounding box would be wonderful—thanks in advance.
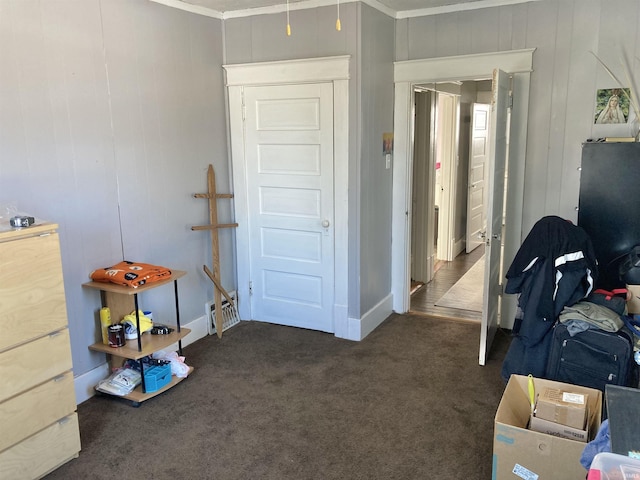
[116,366,194,405]
[82,270,187,295]
[88,328,191,360]
[83,267,191,404]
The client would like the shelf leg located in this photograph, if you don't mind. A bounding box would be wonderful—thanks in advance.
[139,359,146,393]
[174,280,183,356]
[134,294,142,352]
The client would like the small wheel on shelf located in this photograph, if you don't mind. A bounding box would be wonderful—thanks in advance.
[130,401,141,408]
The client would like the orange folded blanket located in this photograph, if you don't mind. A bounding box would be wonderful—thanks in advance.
[90,261,172,288]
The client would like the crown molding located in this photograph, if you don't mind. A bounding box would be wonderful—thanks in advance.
[149,0,542,21]
[148,0,223,18]
[396,0,543,19]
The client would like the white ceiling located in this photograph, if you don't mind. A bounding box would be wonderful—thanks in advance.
[171,0,533,17]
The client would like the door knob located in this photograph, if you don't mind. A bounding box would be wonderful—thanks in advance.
[322,220,330,228]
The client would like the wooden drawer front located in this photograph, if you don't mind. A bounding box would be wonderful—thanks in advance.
[0,232,68,352]
[0,329,72,403]
[0,413,80,480]
[0,371,76,452]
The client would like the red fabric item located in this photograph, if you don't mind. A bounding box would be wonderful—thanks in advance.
[593,288,628,301]
[90,261,172,288]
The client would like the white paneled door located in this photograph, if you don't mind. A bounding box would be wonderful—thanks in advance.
[243,83,335,333]
[466,103,490,254]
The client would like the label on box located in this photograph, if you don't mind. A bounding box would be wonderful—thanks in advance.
[536,387,587,429]
[512,463,539,480]
[562,392,585,405]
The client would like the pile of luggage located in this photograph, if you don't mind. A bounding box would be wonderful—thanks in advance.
[501,215,640,392]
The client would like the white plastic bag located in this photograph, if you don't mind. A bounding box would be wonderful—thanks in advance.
[151,350,190,378]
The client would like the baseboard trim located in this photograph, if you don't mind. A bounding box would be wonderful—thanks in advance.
[74,314,210,405]
[74,362,110,405]
[335,294,393,341]
[454,238,465,257]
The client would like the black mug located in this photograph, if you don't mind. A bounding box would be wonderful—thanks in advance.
[108,324,126,347]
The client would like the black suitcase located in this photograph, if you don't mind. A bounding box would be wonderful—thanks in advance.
[545,322,638,391]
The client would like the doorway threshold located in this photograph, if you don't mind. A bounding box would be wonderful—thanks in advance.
[410,248,484,323]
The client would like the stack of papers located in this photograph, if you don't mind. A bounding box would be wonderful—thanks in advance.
[96,368,141,396]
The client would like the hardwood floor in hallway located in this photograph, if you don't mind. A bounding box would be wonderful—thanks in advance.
[410,246,485,322]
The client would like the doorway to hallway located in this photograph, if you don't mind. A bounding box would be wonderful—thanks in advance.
[409,80,490,323]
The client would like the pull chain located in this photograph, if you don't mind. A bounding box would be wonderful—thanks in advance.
[286,0,291,36]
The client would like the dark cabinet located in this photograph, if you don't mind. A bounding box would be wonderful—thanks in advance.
[578,142,640,289]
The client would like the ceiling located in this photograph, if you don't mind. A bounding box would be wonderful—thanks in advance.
[176,0,515,17]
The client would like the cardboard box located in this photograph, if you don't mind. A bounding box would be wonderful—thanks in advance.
[535,387,588,429]
[493,375,602,480]
[627,284,640,314]
[529,415,589,443]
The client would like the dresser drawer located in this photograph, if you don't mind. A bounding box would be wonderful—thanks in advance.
[0,371,76,452]
[0,328,72,403]
[0,232,68,352]
[0,413,80,480]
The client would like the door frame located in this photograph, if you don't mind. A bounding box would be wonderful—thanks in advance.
[224,55,350,338]
[391,49,535,327]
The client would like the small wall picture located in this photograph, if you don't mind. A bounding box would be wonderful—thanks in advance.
[594,88,631,124]
[383,132,394,154]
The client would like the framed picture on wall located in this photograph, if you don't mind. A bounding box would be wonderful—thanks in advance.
[594,88,630,125]
[592,87,636,139]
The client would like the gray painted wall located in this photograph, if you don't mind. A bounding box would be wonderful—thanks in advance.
[358,5,395,313]
[397,0,640,236]
[0,0,229,377]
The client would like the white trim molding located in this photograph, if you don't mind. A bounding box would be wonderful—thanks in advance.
[395,0,544,19]
[336,294,392,341]
[150,0,543,21]
[224,55,350,86]
[394,49,535,83]
[148,0,223,18]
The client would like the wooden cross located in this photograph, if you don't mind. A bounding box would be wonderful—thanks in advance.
[192,164,238,338]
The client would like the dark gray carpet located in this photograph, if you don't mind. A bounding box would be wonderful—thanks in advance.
[45,313,511,480]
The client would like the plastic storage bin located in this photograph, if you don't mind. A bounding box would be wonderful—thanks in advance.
[587,452,640,479]
[143,364,172,393]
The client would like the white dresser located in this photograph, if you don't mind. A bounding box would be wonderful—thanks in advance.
[0,221,81,479]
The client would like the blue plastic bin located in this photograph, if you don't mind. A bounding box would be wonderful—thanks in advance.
[143,364,172,393]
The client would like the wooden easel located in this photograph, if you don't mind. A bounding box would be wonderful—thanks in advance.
[192,164,238,338]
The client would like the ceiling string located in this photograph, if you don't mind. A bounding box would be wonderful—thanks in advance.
[285,0,341,36]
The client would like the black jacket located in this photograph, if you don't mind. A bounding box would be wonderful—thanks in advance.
[501,216,598,380]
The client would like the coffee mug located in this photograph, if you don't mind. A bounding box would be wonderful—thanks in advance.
[108,324,126,347]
